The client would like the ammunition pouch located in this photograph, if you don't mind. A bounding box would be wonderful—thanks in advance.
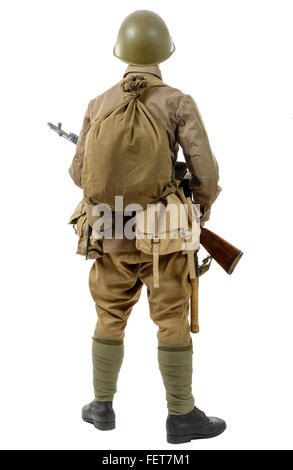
[68,200,103,260]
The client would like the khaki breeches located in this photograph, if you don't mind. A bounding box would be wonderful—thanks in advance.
[89,251,191,344]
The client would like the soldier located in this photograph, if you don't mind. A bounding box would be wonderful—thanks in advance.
[69,10,226,444]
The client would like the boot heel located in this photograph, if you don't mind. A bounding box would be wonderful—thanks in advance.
[93,420,115,431]
[167,434,191,444]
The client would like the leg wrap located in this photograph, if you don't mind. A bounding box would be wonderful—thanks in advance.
[158,340,195,415]
[92,335,124,401]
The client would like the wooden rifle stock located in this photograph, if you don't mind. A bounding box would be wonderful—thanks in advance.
[200,227,243,274]
[178,175,243,274]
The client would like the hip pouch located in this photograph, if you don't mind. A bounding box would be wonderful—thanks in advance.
[68,199,103,260]
[135,189,201,287]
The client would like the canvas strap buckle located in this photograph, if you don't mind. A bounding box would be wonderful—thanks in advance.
[181,228,192,241]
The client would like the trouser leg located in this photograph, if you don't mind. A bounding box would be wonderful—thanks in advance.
[89,253,142,400]
[139,251,195,414]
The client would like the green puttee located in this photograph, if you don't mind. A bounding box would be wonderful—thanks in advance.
[92,334,124,401]
[158,340,195,415]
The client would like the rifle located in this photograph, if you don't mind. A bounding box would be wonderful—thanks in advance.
[47,122,78,145]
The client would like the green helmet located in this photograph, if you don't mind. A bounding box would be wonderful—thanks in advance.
[113,10,175,66]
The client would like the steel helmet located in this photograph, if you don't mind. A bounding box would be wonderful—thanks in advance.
[113,10,175,66]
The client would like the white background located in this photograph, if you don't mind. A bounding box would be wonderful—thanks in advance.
[0,0,292,450]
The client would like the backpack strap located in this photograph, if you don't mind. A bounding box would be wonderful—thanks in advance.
[152,236,160,288]
[139,78,166,102]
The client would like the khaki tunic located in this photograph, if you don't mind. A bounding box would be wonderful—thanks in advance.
[69,64,221,253]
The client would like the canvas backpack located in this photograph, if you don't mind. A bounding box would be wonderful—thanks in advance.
[81,75,173,210]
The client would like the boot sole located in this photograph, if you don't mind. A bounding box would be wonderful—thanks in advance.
[167,423,227,444]
[82,415,115,431]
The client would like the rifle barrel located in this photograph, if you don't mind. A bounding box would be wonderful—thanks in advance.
[47,122,78,144]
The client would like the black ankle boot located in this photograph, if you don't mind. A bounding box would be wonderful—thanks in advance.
[82,400,115,430]
[166,407,226,444]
